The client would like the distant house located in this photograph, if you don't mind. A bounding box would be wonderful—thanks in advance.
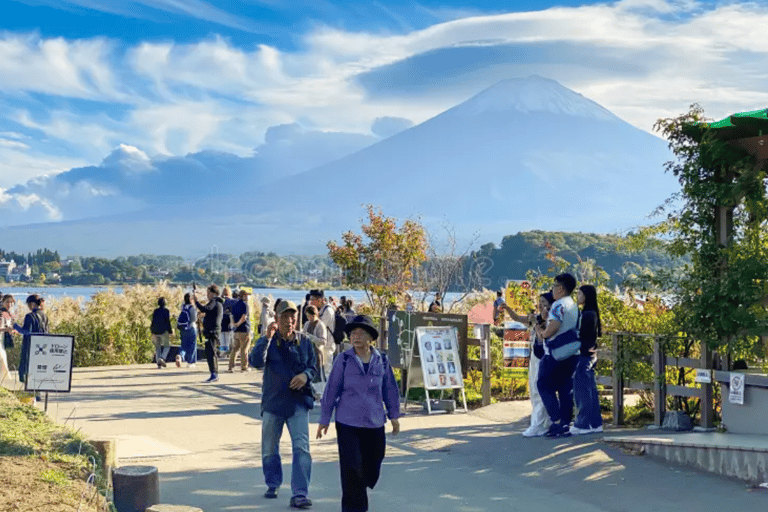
[7,264,32,282]
[0,260,16,279]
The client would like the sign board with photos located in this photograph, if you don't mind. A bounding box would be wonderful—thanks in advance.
[415,326,464,391]
[25,334,75,393]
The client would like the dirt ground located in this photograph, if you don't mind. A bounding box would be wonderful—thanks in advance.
[0,457,104,512]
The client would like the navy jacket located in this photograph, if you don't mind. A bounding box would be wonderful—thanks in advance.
[232,299,250,333]
[250,330,317,418]
[150,307,173,335]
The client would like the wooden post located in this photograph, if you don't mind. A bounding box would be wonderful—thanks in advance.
[652,336,665,427]
[480,324,491,407]
[700,341,714,429]
[611,333,624,426]
[378,316,387,351]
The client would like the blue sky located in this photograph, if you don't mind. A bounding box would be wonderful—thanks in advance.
[1,0,767,227]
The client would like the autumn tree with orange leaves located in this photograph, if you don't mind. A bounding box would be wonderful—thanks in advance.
[327,205,428,315]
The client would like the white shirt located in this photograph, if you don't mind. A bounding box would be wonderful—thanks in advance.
[319,303,335,339]
[547,296,578,340]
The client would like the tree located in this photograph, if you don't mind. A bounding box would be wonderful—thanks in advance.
[328,206,428,314]
[650,104,768,358]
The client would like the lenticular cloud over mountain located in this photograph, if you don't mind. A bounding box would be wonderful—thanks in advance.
[0,76,678,256]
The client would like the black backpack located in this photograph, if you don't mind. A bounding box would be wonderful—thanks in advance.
[331,309,347,345]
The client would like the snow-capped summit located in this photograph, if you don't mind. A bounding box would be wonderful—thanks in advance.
[448,75,619,121]
[100,144,154,173]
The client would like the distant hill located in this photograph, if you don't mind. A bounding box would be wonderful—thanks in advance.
[470,230,678,290]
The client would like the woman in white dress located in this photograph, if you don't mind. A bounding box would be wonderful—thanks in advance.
[499,291,555,437]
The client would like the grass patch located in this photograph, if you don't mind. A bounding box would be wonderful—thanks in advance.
[0,387,108,511]
[40,467,69,486]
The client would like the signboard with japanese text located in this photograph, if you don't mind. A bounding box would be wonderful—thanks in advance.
[25,334,75,393]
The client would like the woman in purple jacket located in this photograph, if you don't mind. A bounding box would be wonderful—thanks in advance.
[317,315,401,512]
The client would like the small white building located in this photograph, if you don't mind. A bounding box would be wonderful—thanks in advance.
[7,264,32,282]
[0,260,16,279]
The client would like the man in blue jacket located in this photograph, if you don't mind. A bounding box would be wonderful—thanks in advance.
[249,300,316,509]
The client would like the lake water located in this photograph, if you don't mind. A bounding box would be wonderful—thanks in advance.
[1,285,467,309]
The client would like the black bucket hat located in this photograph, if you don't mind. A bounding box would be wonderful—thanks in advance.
[344,315,379,340]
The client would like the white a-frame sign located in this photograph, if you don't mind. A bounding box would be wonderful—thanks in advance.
[405,326,468,414]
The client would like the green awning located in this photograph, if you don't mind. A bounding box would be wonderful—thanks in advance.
[685,108,768,141]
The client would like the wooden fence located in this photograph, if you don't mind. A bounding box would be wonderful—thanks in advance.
[596,332,714,428]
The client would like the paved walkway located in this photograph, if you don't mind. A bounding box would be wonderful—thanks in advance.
[40,364,768,511]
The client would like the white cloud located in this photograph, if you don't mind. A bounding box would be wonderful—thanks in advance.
[0,138,30,150]
[3,1,768,193]
[0,33,123,100]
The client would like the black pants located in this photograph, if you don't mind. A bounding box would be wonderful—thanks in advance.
[204,334,219,374]
[336,422,385,512]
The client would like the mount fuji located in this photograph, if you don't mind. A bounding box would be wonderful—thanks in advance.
[1,76,678,256]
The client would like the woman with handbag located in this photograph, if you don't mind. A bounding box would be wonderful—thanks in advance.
[569,285,604,435]
[0,294,17,385]
[535,273,580,438]
[316,315,401,512]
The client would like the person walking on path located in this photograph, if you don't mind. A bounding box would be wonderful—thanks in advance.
[193,284,224,383]
[175,293,198,368]
[317,315,401,512]
[11,294,48,387]
[536,273,580,438]
[0,294,17,385]
[249,300,316,509]
[309,290,335,350]
[301,305,332,379]
[570,284,604,435]
[499,291,555,437]
[228,289,251,372]
[150,297,173,368]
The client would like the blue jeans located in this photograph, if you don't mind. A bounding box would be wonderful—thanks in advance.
[179,328,197,364]
[261,406,311,498]
[537,354,578,425]
[573,355,603,429]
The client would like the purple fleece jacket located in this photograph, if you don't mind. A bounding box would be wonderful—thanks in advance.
[319,348,401,428]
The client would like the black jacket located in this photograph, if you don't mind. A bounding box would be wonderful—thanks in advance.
[578,310,598,357]
[196,297,224,338]
[150,307,173,335]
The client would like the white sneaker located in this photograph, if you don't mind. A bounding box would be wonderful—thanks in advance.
[570,425,604,435]
[522,425,549,437]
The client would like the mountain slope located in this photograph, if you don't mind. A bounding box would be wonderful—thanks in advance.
[0,76,678,256]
